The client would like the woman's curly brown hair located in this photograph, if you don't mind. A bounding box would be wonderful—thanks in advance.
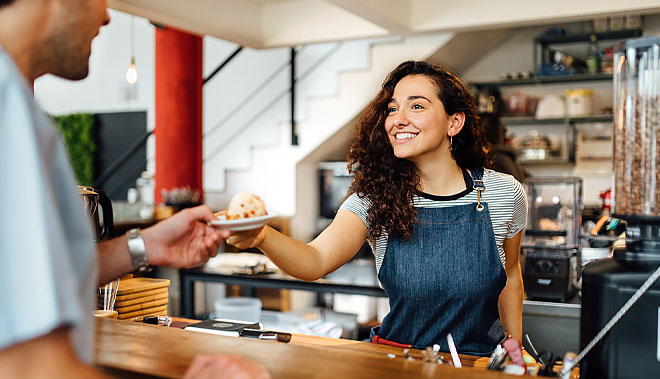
[346,60,491,242]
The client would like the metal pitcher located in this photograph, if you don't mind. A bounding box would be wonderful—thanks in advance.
[77,186,113,241]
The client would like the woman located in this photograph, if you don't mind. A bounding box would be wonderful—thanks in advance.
[228,61,527,356]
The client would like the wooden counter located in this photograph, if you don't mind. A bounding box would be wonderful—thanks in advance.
[95,318,579,378]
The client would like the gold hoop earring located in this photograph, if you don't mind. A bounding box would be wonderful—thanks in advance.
[449,135,453,150]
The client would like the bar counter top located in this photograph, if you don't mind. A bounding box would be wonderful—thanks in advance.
[94,318,579,378]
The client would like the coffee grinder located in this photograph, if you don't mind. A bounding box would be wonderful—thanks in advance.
[522,177,582,302]
[580,36,660,379]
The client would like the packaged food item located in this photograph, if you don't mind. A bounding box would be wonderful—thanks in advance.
[593,17,608,32]
[565,89,594,117]
[506,92,538,117]
[586,35,602,74]
[625,14,642,29]
[609,15,624,31]
[600,48,614,75]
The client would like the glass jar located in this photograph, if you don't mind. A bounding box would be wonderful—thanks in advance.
[612,36,660,219]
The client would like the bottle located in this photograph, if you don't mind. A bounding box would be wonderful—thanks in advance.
[586,35,601,74]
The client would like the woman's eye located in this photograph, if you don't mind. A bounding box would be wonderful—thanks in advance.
[412,104,424,109]
[388,106,397,113]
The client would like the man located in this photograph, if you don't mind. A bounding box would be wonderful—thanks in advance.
[481,112,528,184]
[0,0,269,377]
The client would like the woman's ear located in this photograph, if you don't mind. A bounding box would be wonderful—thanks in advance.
[448,112,466,137]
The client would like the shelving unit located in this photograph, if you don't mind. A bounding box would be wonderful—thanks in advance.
[469,29,638,167]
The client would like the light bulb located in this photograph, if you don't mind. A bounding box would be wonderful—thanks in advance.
[126,57,137,84]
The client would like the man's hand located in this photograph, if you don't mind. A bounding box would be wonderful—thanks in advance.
[142,205,230,268]
[184,355,271,379]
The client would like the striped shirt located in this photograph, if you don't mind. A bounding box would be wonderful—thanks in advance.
[339,169,527,274]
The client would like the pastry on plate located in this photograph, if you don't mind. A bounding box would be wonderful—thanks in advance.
[215,192,267,220]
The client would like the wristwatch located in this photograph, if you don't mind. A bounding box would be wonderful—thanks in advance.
[126,228,149,272]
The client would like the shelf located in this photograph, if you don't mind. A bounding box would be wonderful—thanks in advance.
[519,158,572,166]
[502,115,613,126]
[472,73,612,88]
[535,28,642,45]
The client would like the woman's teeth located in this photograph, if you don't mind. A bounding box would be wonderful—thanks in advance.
[396,133,417,140]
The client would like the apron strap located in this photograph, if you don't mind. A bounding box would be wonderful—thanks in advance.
[469,167,486,212]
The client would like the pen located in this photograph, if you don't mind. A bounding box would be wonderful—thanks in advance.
[240,328,292,343]
[447,333,462,368]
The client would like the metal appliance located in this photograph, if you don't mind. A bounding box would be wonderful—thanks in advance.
[522,177,582,302]
[580,36,660,379]
[318,161,371,260]
[78,186,114,241]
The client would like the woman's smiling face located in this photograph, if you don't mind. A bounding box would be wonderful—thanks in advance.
[384,74,454,163]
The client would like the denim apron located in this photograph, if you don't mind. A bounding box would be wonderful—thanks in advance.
[371,168,507,356]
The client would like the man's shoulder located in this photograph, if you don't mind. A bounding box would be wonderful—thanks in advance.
[0,49,31,104]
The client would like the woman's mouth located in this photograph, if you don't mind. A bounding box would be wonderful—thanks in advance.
[394,132,418,141]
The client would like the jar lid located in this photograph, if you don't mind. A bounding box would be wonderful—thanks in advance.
[565,88,594,97]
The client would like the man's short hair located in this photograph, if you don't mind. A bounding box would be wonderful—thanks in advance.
[0,0,16,7]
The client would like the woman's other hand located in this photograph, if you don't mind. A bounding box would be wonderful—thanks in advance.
[226,226,269,250]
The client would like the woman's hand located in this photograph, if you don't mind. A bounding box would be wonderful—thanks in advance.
[226,226,269,250]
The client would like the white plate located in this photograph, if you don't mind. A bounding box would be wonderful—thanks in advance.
[209,213,274,231]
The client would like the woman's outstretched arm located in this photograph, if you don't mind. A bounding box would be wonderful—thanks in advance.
[226,210,368,281]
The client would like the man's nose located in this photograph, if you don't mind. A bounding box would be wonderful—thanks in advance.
[103,9,111,26]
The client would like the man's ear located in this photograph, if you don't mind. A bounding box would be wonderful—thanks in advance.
[448,112,466,137]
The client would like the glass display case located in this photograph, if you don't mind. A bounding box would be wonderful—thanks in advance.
[522,177,583,302]
[523,177,584,248]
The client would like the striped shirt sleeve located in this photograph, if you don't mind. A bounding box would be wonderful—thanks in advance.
[506,177,528,239]
[338,193,370,229]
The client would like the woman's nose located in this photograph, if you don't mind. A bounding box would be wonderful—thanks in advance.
[393,109,409,127]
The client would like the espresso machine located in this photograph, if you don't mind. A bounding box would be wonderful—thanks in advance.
[522,177,582,302]
[78,186,113,241]
[579,36,660,379]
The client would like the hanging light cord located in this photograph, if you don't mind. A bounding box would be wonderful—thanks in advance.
[130,15,135,61]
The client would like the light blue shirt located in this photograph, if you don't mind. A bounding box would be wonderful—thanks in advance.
[0,46,96,363]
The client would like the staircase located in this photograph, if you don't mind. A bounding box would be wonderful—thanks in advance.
[203,32,453,214]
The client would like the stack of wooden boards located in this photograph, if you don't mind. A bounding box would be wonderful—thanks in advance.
[98,278,170,320]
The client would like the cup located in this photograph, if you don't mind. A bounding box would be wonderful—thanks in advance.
[93,310,118,319]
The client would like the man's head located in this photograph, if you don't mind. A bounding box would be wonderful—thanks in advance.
[43,0,110,80]
[0,0,110,81]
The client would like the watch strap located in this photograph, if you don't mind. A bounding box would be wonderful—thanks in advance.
[126,228,149,272]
